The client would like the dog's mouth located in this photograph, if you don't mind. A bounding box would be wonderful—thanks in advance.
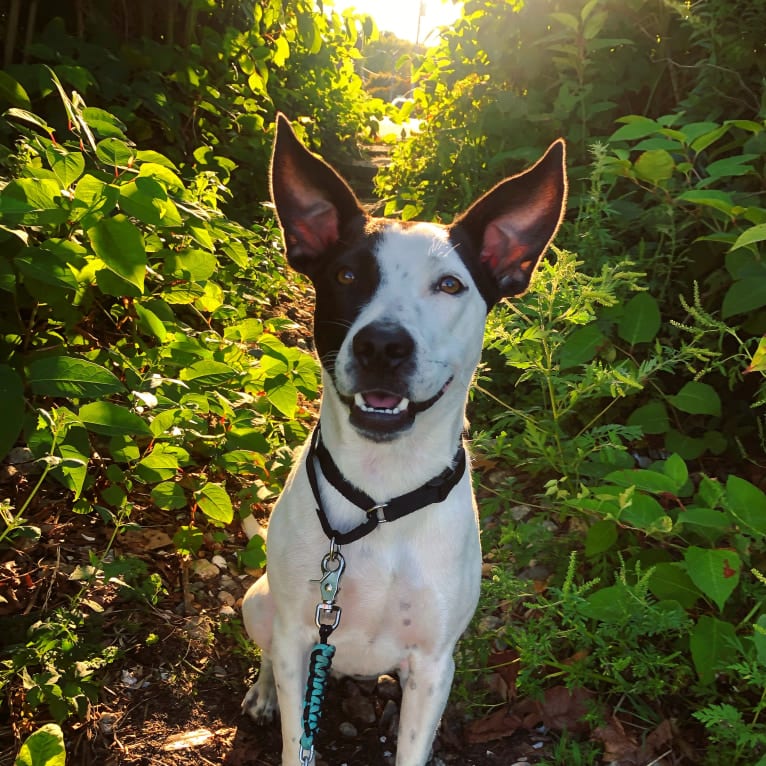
[343,378,453,440]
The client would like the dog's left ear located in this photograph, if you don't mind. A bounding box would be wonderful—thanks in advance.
[450,139,567,303]
[270,113,366,275]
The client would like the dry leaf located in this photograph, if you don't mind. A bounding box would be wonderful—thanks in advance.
[464,706,524,744]
[161,728,214,751]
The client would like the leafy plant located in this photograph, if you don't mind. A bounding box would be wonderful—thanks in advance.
[14,723,66,766]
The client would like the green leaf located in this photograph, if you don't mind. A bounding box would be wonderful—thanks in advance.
[78,401,151,437]
[135,444,181,483]
[119,177,182,227]
[664,429,707,460]
[15,722,66,766]
[730,223,766,252]
[180,360,238,386]
[746,336,766,374]
[0,179,68,226]
[240,535,267,570]
[617,292,661,345]
[690,616,737,684]
[605,468,678,494]
[134,303,167,342]
[151,481,188,511]
[584,519,617,557]
[582,584,633,621]
[754,615,766,667]
[164,249,217,282]
[95,137,136,167]
[47,149,85,188]
[558,324,606,368]
[648,562,701,609]
[668,381,721,417]
[87,217,147,292]
[662,453,688,489]
[683,546,740,612]
[722,277,766,318]
[677,507,732,544]
[725,474,766,535]
[57,427,90,501]
[0,364,24,460]
[264,374,298,418]
[633,149,674,184]
[627,401,669,435]
[173,525,203,555]
[137,162,185,192]
[70,175,119,224]
[0,71,31,108]
[4,107,53,134]
[704,154,758,180]
[610,116,660,141]
[621,492,670,532]
[195,482,233,524]
[80,107,128,139]
[28,356,125,398]
[677,189,736,215]
[216,450,266,474]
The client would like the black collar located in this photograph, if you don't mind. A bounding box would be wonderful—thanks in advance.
[306,426,467,546]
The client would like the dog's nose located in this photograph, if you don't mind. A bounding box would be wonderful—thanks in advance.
[352,323,415,371]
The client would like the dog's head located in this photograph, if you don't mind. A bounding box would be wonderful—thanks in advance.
[270,114,567,442]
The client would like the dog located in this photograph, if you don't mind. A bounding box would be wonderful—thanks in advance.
[241,114,567,766]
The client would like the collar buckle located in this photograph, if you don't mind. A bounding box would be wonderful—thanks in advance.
[366,503,388,523]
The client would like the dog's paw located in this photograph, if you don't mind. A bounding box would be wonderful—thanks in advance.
[241,679,279,723]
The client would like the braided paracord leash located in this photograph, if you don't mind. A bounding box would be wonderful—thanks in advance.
[299,546,345,766]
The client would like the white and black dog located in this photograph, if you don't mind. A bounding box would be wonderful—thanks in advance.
[242,114,567,766]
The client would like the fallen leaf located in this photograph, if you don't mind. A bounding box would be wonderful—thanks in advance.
[515,686,593,734]
[593,715,638,762]
[464,706,523,744]
[488,649,520,701]
[122,528,173,551]
[161,728,214,751]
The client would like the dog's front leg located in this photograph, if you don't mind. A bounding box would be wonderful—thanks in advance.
[395,652,456,766]
[271,624,315,765]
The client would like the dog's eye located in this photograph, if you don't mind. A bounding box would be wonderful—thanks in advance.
[437,275,465,295]
[336,267,356,285]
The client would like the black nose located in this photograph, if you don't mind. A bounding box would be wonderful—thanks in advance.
[352,323,415,372]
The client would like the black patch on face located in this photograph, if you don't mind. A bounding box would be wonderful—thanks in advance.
[308,226,384,374]
[447,225,498,311]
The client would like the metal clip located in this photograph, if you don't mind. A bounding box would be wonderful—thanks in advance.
[315,601,342,630]
[317,550,345,603]
[299,743,314,765]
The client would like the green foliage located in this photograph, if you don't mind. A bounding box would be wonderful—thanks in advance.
[2,606,120,723]
[0,84,318,724]
[14,723,66,766]
[2,1,383,217]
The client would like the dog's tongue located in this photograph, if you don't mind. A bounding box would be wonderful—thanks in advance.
[364,391,403,409]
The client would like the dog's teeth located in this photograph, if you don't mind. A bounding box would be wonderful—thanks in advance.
[354,393,410,415]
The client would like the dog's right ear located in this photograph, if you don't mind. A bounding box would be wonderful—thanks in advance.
[270,114,366,274]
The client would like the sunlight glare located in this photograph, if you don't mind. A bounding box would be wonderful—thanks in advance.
[324,0,463,44]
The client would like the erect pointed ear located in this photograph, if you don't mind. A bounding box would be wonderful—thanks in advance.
[269,113,366,274]
[450,139,567,305]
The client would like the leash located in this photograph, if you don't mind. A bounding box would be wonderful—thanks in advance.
[297,425,466,764]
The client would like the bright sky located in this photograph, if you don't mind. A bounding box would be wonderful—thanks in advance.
[326,0,463,44]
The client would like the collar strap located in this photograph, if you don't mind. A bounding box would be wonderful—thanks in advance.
[306,426,467,546]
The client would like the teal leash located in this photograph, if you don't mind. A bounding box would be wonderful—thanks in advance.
[299,544,345,766]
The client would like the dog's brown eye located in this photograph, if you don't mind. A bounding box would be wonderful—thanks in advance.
[337,268,355,285]
[437,275,464,295]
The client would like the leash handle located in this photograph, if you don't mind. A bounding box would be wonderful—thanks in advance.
[300,641,335,765]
